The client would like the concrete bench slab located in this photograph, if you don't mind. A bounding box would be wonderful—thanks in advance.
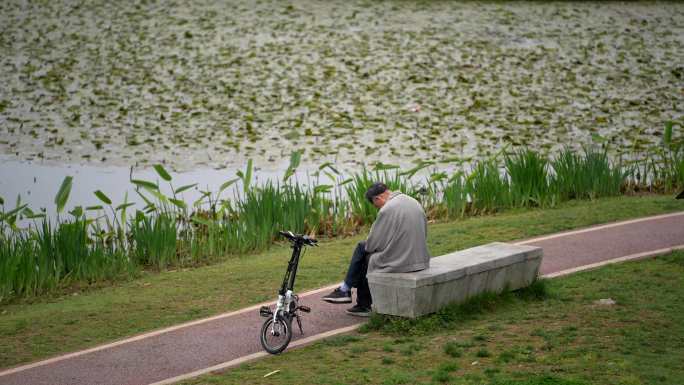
[367,242,543,318]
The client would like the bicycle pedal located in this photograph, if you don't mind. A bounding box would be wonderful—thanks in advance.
[298,305,311,313]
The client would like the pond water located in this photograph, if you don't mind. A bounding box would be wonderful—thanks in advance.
[0,156,309,220]
[1,1,682,216]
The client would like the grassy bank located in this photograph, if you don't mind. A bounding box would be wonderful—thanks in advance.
[0,195,682,369]
[2,134,683,303]
[182,251,684,385]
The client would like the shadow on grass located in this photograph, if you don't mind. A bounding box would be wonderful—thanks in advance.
[361,279,550,335]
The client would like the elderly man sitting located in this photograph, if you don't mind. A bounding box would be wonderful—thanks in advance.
[322,182,430,316]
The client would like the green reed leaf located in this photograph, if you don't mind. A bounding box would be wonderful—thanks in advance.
[318,161,339,174]
[94,190,112,205]
[193,191,211,207]
[136,190,153,206]
[135,210,146,224]
[23,207,46,220]
[120,192,130,233]
[55,176,73,213]
[116,202,135,211]
[400,161,433,178]
[429,172,448,183]
[70,206,83,218]
[153,164,172,182]
[237,159,253,193]
[284,150,302,182]
[131,179,158,190]
[0,203,27,222]
[314,184,333,194]
[169,198,187,209]
[373,162,399,171]
[219,178,239,195]
[143,186,169,204]
[324,171,337,182]
[174,183,197,194]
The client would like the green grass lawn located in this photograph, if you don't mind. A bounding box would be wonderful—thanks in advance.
[0,195,682,369]
[182,251,684,385]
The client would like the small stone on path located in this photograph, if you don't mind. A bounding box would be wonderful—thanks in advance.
[595,298,616,306]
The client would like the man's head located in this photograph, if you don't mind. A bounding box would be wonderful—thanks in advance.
[365,182,391,208]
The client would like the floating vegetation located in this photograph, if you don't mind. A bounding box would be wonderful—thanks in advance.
[1,127,683,303]
[0,2,682,172]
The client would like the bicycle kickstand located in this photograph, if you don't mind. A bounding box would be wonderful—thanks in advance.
[295,305,310,334]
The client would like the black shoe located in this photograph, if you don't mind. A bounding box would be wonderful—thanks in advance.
[346,304,371,317]
[322,287,352,303]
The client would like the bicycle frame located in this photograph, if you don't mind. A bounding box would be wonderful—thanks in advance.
[272,240,303,325]
[259,231,316,354]
[260,232,316,326]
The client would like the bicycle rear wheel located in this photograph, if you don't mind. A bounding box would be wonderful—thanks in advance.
[260,314,292,354]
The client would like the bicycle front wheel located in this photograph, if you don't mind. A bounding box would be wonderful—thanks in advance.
[260,314,292,354]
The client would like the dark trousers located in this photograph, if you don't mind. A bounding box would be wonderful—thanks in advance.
[344,241,372,308]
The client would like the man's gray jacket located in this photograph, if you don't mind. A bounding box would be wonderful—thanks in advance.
[365,191,430,273]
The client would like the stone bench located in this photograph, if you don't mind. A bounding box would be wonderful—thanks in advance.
[367,242,543,318]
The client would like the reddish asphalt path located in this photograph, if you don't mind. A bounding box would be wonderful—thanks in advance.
[1,212,683,385]
[517,212,684,275]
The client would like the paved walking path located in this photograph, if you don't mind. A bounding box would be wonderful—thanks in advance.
[1,212,683,385]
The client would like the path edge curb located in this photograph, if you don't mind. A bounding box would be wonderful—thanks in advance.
[147,324,362,385]
[515,211,684,246]
[0,283,339,378]
[541,244,684,279]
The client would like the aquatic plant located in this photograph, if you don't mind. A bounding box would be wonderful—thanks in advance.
[467,158,510,214]
[659,121,684,191]
[550,148,584,201]
[1,143,680,302]
[130,212,178,269]
[505,148,550,208]
[441,172,468,219]
[550,146,625,200]
[2,2,679,172]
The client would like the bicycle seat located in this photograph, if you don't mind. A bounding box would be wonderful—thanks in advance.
[278,231,318,246]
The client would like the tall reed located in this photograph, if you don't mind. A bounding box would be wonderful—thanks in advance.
[505,149,550,207]
[441,173,468,219]
[0,234,42,300]
[130,212,178,269]
[0,217,134,301]
[467,158,510,214]
[1,142,674,303]
[551,146,625,200]
[660,121,684,191]
[550,148,583,201]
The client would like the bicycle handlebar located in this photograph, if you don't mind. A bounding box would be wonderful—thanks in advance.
[278,231,318,246]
